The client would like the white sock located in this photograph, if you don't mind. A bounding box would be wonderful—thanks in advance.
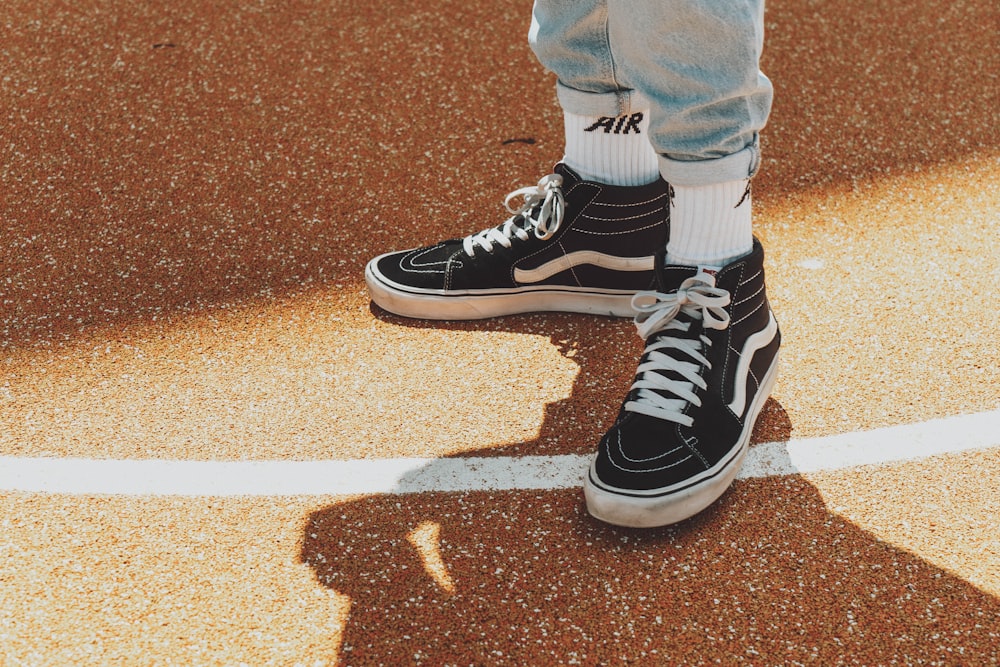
[561,111,660,187]
[665,180,754,267]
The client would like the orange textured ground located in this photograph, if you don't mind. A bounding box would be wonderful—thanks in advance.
[1,0,998,664]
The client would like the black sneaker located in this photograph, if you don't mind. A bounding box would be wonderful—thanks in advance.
[365,164,669,319]
[584,239,781,527]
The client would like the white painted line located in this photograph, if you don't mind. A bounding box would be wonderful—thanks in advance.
[0,455,591,497]
[0,409,998,497]
[738,407,1000,478]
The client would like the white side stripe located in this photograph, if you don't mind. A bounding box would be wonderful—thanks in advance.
[515,251,654,284]
[0,410,997,497]
[727,311,779,417]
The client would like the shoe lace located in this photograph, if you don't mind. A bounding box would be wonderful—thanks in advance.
[625,274,732,427]
[462,173,565,256]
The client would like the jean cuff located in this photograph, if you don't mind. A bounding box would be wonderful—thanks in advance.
[657,141,762,186]
[555,81,650,118]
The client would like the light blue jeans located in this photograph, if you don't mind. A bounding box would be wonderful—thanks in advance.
[529,0,772,186]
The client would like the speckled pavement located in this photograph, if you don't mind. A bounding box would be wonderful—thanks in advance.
[2,0,999,664]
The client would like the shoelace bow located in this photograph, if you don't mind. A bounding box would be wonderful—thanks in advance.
[462,173,565,256]
[625,275,732,427]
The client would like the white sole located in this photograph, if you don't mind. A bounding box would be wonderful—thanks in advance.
[365,256,639,320]
[584,350,781,528]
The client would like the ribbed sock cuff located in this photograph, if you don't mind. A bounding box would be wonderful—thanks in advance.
[562,111,660,187]
[665,180,754,267]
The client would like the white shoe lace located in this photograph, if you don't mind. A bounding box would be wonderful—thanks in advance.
[625,274,732,427]
[461,173,565,256]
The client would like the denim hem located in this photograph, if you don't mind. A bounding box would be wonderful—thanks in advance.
[555,82,650,118]
[657,143,761,186]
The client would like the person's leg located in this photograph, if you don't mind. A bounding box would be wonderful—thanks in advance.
[364,0,672,320]
[583,0,781,527]
[529,0,660,187]
[610,0,772,266]
[608,0,772,178]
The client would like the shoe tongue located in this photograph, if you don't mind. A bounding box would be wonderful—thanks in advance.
[694,265,722,286]
[654,254,722,291]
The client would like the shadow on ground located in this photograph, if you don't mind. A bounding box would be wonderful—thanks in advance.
[301,475,1000,664]
[300,311,995,664]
